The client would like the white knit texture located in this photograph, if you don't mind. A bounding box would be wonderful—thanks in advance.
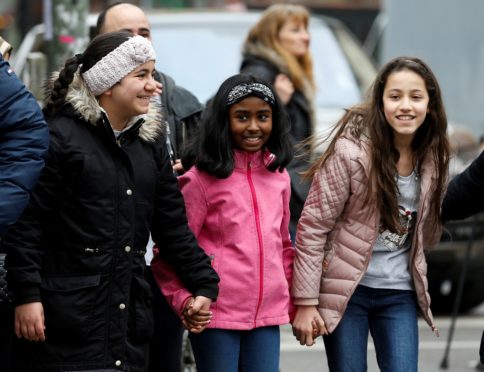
[82,35,156,96]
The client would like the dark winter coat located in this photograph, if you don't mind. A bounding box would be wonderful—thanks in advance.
[240,43,314,233]
[2,71,219,372]
[441,150,484,221]
[0,55,49,236]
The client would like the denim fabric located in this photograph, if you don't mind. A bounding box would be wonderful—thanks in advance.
[323,285,419,372]
[189,326,280,372]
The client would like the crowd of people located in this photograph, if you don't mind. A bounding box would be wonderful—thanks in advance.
[1,2,483,372]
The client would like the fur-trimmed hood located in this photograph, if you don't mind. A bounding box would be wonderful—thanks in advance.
[45,71,165,143]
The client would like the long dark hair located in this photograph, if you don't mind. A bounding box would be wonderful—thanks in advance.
[307,56,450,234]
[183,74,293,178]
[43,31,133,118]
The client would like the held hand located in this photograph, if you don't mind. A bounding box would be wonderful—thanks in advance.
[274,74,295,105]
[15,302,46,342]
[181,296,213,334]
[291,305,327,346]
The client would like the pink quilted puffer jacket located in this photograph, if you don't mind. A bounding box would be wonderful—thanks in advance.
[292,133,443,334]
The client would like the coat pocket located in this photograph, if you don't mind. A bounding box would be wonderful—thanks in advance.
[40,274,101,341]
[129,275,154,343]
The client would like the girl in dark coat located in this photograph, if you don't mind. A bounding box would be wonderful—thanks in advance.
[240,4,315,235]
[2,31,219,372]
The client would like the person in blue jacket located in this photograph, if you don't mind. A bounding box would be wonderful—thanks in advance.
[0,54,49,236]
[441,149,484,368]
[0,49,48,372]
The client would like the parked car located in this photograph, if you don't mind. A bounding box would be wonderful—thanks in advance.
[12,10,484,313]
[11,11,377,138]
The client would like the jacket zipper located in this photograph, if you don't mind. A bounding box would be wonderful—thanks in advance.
[247,161,264,328]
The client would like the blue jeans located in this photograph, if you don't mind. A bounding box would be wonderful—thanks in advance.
[323,285,419,372]
[189,326,280,372]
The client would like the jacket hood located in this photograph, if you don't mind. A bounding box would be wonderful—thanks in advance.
[46,71,164,143]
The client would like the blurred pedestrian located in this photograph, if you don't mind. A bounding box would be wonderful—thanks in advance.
[0,37,49,372]
[153,74,294,372]
[95,3,204,371]
[241,4,315,237]
[441,148,484,368]
[291,56,450,372]
[2,31,218,372]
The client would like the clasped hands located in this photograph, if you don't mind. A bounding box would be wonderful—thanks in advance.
[291,305,328,346]
[181,295,213,334]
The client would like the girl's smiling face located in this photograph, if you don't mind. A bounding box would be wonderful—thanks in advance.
[382,69,430,143]
[106,60,157,118]
[229,96,272,152]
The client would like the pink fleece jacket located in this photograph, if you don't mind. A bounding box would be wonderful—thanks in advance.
[152,149,294,330]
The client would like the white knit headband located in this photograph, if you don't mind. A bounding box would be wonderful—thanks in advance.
[82,35,156,96]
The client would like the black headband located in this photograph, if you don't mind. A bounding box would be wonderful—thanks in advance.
[226,82,275,107]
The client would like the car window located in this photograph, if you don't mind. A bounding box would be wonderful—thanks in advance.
[150,16,363,108]
[151,22,244,104]
[310,21,362,108]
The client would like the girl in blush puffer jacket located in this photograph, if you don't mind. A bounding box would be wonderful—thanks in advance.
[152,73,294,372]
[291,56,450,372]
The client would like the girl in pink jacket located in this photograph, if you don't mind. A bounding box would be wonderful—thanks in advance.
[292,57,450,372]
[152,74,294,372]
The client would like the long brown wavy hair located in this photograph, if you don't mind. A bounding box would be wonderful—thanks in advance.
[306,56,450,234]
[245,4,314,92]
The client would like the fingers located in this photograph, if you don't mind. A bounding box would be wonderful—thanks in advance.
[187,296,212,316]
[182,296,213,333]
[15,302,46,342]
[274,73,295,104]
[172,159,185,174]
[291,305,326,346]
[154,81,163,95]
[314,317,328,336]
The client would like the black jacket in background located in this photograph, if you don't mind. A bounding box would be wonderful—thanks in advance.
[442,150,484,222]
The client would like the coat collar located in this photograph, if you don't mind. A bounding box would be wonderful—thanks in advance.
[233,148,275,170]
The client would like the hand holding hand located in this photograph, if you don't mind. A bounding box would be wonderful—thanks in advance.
[291,305,327,346]
[181,295,213,334]
[15,302,46,342]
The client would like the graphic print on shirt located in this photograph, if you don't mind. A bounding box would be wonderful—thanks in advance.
[376,206,417,252]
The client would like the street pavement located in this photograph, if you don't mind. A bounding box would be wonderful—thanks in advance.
[280,304,484,372]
